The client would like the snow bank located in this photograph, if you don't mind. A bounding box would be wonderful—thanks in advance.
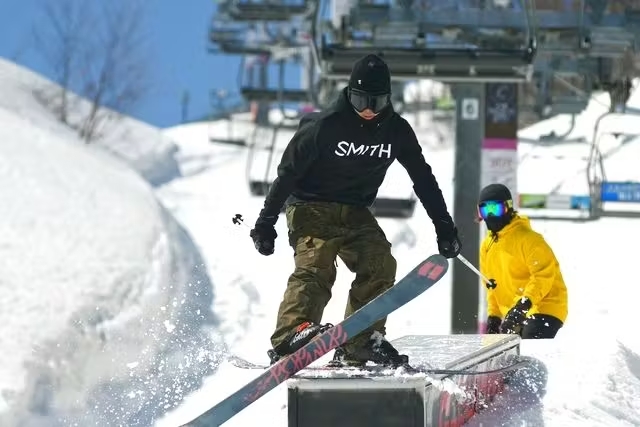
[0,58,180,186]
[0,61,223,426]
[468,335,640,427]
[96,115,181,186]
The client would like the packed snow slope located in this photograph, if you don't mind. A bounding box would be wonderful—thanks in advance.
[156,86,640,427]
[0,58,222,427]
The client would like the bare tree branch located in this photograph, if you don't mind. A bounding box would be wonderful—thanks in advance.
[32,0,91,123]
[78,0,152,143]
[31,0,153,143]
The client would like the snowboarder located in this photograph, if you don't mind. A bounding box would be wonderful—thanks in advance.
[478,183,568,339]
[249,53,461,366]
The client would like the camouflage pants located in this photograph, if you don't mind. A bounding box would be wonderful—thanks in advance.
[270,201,397,353]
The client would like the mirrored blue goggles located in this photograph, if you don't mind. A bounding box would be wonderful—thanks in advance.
[348,89,390,114]
[478,200,512,219]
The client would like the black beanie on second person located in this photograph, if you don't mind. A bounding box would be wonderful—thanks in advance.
[478,183,515,233]
[479,183,513,203]
[348,54,391,94]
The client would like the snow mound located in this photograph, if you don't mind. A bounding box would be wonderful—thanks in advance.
[0,65,223,426]
[468,335,640,427]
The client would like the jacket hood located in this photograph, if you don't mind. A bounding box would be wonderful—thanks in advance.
[490,214,531,238]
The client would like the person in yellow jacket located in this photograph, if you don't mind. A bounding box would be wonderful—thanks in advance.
[477,183,568,338]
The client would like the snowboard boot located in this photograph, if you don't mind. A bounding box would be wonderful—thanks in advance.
[267,321,333,365]
[329,331,409,368]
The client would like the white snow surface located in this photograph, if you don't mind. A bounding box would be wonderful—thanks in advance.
[2,53,640,427]
[0,59,222,427]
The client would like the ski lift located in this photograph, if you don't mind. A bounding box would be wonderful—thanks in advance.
[208,15,267,55]
[208,89,248,147]
[587,111,640,219]
[224,0,313,22]
[245,121,290,199]
[240,53,314,107]
[318,0,537,83]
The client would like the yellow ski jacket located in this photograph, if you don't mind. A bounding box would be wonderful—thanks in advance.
[480,215,568,323]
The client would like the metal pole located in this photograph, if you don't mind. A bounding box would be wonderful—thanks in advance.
[456,254,491,286]
[450,83,484,334]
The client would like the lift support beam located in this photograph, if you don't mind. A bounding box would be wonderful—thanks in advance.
[221,1,312,22]
[320,44,535,82]
[349,6,640,30]
[240,88,311,103]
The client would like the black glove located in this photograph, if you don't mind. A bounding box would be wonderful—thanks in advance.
[500,297,532,334]
[250,221,277,256]
[436,225,461,259]
[486,316,502,334]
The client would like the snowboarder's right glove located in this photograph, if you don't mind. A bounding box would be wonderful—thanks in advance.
[250,221,277,256]
[486,316,502,334]
[436,225,461,259]
[500,297,532,334]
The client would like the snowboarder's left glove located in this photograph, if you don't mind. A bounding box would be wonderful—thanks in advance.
[436,225,461,259]
[250,220,277,256]
[500,297,532,334]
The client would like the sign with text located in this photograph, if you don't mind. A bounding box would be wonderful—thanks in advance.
[480,139,518,192]
[483,83,518,202]
[485,83,518,140]
[601,181,640,202]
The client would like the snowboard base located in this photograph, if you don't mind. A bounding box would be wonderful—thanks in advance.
[227,354,530,377]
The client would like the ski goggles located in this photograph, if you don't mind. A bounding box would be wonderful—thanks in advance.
[348,88,390,114]
[478,199,513,220]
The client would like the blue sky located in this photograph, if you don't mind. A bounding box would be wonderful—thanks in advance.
[0,1,249,128]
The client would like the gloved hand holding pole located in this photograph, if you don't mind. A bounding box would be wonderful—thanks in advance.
[456,254,497,289]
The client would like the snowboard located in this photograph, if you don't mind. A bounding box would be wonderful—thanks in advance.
[179,254,449,427]
[228,354,531,377]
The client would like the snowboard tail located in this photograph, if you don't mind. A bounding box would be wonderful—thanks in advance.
[179,254,449,427]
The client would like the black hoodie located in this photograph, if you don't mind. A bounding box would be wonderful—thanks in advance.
[257,87,454,236]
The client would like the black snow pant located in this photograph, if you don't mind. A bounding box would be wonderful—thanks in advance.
[521,314,563,339]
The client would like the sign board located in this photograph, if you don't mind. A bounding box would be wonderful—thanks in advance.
[601,181,640,202]
[461,98,479,120]
[480,139,518,195]
[519,194,547,208]
[519,193,592,210]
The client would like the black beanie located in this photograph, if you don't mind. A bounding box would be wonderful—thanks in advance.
[348,54,391,95]
[479,183,513,203]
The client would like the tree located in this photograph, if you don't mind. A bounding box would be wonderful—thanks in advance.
[32,0,152,143]
[32,0,90,124]
[77,0,151,142]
